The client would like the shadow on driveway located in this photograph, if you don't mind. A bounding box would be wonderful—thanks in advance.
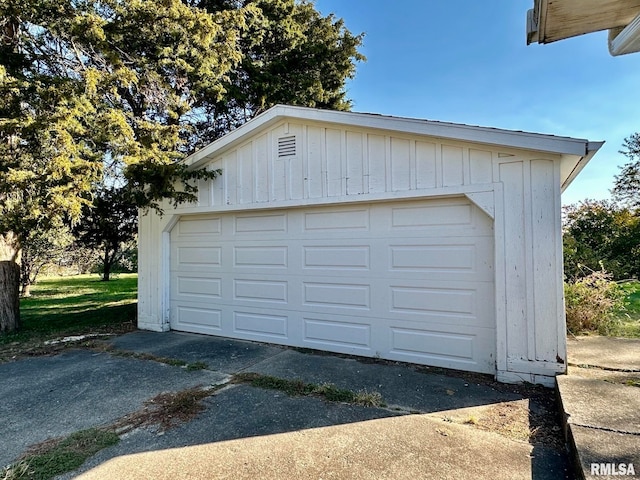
[1,331,573,479]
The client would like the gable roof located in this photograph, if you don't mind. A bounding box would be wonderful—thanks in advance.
[184,104,603,191]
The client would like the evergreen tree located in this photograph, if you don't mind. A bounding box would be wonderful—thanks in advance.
[0,0,364,331]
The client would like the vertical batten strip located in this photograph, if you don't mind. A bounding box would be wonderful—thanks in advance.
[463,147,471,186]
[321,127,327,198]
[302,125,309,199]
[362,133,370,195]
[409,139,417,190]
[523,159,537,361]
[499,161,528,361]
[531,159,562,363]
[385,135,392,192]
[435,142,443,188]
[341,129,348,196]
[493,181,508,374]
[553,159,567,367]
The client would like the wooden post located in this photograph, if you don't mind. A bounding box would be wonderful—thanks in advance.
[0,261,20,333]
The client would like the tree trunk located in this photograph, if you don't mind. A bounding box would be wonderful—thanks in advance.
[102,247,111,281]
[21,281,31,297]
[0,261,20,334]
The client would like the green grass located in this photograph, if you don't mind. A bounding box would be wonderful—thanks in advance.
[1,274,137,345]
[612,281,640,338]
[3,428,119,480]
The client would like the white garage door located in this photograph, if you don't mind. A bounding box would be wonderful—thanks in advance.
[170,197,496,374]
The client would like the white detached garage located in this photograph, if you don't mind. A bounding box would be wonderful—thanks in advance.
[138,105,602,386]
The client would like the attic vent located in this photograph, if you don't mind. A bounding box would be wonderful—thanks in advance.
[278,135,296,157]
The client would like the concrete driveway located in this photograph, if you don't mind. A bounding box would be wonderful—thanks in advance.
[1,331,573,479]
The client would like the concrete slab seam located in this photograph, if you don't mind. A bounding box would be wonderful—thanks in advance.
[567,363,640,373]
[567,421,640,437]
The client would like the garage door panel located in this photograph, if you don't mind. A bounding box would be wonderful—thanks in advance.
[370,200,492,238]
[302,244,371,271]
[172,304,222,336]
[170,198,496,374]
[233,246,288,269]
[389,202,473,228]
[173,276,222,300]
[233,310,288,339]
[174,216,222,237]
[302,280,371,311]
[233,279,288,304]
[390,286,475,315]
[234,212,288,234]
[302,314,372,351]
[303,208,370,232]
[386,321,495,373]
[388,281,494,328]
[174,246,222,268]
[387,237,493,282]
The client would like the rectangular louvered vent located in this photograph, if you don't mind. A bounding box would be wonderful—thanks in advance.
[278,135,296,157]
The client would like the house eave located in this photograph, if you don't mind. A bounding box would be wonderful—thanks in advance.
[527,0,640,56]
[185,105,597,171]
[560,141,605,193]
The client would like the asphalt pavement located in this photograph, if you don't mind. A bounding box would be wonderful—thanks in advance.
[0,331,573,479]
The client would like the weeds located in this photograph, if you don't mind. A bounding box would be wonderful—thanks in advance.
[114,386,213,433]
[232,373,386,407]
[185,361,208,371]
[464,415,479,425]
[1,460,30,480]
[4,429,119,480]
[353,390,385,407]
[565,270,626,335]
[91,345,208,371]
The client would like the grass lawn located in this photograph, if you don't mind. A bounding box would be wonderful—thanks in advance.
[1,274,137,345]
[613,281,640,338]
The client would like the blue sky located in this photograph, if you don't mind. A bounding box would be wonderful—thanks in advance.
[314,0,640,205]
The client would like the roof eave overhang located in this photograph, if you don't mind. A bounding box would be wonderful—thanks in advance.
[560,141,605,193]
[185,105,599,172]
[527,0,640,55]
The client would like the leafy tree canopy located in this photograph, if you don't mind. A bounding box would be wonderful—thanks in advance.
[613,133,640,208]
[73,187,137,281]
[0,0,364,249]
[189,0,365,144]
[0,0,246,251]
[563,199,640,281]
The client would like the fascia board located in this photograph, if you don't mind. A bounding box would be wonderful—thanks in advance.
[185,105,598,170]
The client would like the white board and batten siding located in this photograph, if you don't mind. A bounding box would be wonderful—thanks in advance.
[138,106,602,386]
[192,122,497,208]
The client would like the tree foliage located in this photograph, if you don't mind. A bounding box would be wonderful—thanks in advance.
[1,0,364,231]
[613,133,640,208]
[0,0,246,249]
[187,0,365,145]
[563,199,640,281]
[73,187,138,281]
[20,226,74,296]
[0,0,364,315]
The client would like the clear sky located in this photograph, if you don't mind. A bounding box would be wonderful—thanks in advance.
[314,0,640,205]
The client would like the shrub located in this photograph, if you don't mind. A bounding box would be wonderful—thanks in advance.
[565,270,626,335]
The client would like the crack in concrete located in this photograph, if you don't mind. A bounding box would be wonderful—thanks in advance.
[568,362,640,373]
[569,421,640,436]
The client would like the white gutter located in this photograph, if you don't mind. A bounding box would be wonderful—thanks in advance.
[608,13,640,55]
